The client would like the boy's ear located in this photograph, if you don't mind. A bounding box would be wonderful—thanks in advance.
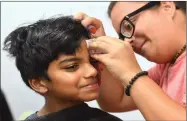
[28,79,49,95]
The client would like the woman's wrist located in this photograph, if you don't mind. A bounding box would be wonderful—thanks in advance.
[121,70,142,86]
[125,71,148,96]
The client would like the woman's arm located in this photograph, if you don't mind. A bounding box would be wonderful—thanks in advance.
[130,76,186,120]
[97,67,137,112]
[97,66,186,120]
[89,36,186,120]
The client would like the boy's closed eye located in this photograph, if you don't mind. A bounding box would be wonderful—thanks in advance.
[63,64,79,72]
[58,57,82,72]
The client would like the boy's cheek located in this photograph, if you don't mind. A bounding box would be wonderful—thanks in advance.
[91,62,104,86]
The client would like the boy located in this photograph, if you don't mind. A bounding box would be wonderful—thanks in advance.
[3,16,122,121]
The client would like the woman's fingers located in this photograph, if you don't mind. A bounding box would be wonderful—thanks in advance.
[81,17,102,30]
[90,53,106,64]
[74,12,106,36]
[88,38,110,54]
[74,12,101,29]
[87,36,142,84]
[73,12,88,20]
[88,36,123,53]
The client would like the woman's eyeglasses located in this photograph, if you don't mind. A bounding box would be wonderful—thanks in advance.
[119,1,160,40]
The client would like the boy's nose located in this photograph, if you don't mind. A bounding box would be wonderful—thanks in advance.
[84,62,98,78]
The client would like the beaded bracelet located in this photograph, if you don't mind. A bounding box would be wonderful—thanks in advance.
[125,71,148,96]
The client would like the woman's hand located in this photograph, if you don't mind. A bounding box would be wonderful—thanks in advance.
[73,12,106,37]
[88,36,142,85]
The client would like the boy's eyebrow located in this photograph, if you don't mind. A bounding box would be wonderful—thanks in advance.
[59,57,82,64]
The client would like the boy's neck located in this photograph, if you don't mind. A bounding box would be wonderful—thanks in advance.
[37,97,83,117]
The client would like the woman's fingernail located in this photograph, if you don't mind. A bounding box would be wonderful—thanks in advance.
[87,25,96,34]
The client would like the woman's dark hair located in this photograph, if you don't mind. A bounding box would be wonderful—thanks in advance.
[3,16,91,88]
[107,1,186,18]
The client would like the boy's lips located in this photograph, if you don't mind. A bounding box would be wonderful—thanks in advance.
[86,82,99,88]
[82,78,99,88]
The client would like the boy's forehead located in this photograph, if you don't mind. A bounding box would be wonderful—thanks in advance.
[57,40,88,60]
[57,54,77,61]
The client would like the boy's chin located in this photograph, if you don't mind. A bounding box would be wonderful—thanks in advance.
[82,93,99,102]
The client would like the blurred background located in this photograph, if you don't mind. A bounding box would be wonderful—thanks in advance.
[1,2,155,120]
